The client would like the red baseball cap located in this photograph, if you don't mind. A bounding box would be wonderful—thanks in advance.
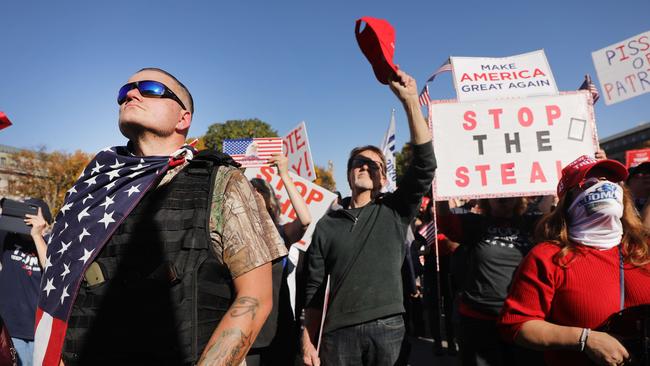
[355,17,399,85]
[557,155,628,198]
[0,112,12,131]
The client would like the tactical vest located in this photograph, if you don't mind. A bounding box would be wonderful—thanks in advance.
[62,155,233,366]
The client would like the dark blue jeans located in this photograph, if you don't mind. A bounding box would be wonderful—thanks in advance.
[320,314,405,366]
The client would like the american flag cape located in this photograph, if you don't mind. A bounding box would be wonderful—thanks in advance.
[33,145,193,366]
[578,74,600,104]
[222,137,283,167]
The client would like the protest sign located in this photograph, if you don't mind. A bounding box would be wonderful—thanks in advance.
[451,50,558,102]
[244,166,337,251]
[592,30,650,105]
[626,148,650,168]
[283,122,316,181]
[223,137,283,167]
[430,91,598,199]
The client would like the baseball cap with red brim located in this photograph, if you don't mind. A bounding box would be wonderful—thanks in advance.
[355,16,399,85]
[557,155,628,198]
[0,112,12,131]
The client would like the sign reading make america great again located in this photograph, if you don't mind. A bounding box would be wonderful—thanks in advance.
[592,30,650,105]
[430,92,597,200]
[451,50,558,102]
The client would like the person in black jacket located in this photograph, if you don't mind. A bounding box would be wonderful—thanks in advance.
[301,69,436,366]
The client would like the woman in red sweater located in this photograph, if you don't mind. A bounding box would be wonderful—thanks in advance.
[499,155,650,366]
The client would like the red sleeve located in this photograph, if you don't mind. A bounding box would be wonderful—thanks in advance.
[498,243,559,342]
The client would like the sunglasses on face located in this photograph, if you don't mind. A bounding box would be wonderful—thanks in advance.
[117,80,187,110]
[350,157,383,172]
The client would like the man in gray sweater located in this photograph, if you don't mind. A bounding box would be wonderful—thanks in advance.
[301,69,436,366]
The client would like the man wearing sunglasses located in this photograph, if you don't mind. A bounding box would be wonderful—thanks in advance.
[57,68,286,366]
[302,69,436,366]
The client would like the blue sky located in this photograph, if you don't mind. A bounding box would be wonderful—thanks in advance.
[1,0,649,195]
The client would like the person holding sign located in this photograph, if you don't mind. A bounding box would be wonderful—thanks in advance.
[248,152,312,366]
[301,68,436,366]
[499,155,650,366]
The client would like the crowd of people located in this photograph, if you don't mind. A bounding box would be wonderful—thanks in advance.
[0,65,649,366]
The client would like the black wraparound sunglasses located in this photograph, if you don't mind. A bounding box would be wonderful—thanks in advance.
[117,80,187,110]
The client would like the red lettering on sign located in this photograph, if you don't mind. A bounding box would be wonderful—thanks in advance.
[475,165,490,186]
[306,189,324,204]
[291,158,304,176]
[463,111,477,131]
[455,166,469,187]
[530,161,547,183]
[518,107,533,127]
[488,108,503,129]
[501,162,516,184]
[545,105,561,126]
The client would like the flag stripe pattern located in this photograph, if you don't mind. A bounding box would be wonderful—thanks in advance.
[579,74,600,104]
[418,85,431,107]
[223,137,284,167]
[426,58,453,83]
[33,146,179,366]
[418,220,437,247]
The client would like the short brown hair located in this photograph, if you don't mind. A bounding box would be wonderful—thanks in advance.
[346,145,387,176]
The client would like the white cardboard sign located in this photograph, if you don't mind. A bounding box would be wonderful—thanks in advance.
[592,30,650,105]
[283,122,316,181]
[244,166,337,251]
[451,50,558,102]
[430,92,598,199]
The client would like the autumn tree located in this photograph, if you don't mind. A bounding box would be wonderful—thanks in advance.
[203,119,278,152]
[394,143,413,183]
[314,164,336,192]
[8,148,92,215]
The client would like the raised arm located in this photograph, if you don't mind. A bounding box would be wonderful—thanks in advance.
[389,70,430,145]
[269,153,312,245]
[25,207,49,267]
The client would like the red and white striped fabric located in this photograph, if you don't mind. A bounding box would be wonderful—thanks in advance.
[418,85,431,107]
[418,220,436,247]
[223,137,284,167]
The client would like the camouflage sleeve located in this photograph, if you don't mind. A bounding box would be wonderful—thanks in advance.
[209,167,287,279]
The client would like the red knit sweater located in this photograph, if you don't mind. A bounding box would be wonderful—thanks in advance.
[499,242,650,366]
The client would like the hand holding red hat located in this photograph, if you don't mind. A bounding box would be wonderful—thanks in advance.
[389,69,419,104]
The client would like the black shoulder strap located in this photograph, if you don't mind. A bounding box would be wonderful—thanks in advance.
[191,149,241,168]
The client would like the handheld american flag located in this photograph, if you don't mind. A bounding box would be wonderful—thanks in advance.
[578,74,600,104]
[223,137,283,167]
[418,220,436,248]
[33,145,193,366]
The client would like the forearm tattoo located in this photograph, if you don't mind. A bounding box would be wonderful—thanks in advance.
[229,296,259,319]
[199,328,252,366]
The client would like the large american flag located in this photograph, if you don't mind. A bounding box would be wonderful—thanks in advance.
[223,137,283,167]
[33,145,192,366]
[578,74,600,104]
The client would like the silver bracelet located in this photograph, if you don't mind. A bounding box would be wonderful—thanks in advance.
[578,328,591,352]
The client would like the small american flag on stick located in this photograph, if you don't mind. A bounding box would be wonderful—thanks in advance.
[223,137,283,167]
[579,74,600,104]
[418,85,431,107]
[418,220,436,247]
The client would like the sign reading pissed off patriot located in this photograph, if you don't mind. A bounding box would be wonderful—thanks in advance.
[451,50,559,102]
[430,91,598,200]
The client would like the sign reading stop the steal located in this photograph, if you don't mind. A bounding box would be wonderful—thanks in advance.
[430,91,598,199]
[283,122,316,181]
[244,166,337,251]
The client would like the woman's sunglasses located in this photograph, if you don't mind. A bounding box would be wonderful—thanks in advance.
[117,80,187,110]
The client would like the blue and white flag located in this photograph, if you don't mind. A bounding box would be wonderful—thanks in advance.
[380,109,397,193]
